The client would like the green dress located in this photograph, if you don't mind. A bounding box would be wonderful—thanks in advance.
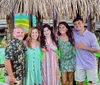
[58,37,75,72]
[25,46,42,85]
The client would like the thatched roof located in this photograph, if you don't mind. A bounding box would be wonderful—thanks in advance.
[0,0,100,20]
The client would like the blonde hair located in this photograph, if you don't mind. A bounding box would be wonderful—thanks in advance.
[26,27,40,48]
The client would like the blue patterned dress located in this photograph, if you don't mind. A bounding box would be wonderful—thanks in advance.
[58,37,75,72]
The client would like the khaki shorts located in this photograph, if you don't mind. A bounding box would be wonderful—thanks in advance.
[0,82,9,85]
[5,76,22,85]
[75,68,98,84]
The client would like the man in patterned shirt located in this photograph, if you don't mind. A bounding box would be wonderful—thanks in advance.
[4,27,26,85]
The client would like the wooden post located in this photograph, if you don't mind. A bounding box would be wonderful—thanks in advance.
[6,14,12,42]
[29,12,33,28]
[6,11,14,42]
[11,11,14,30]
[90,13,95,32]
[87,8,90,31]
[36,12,43,30]
[52,9,57,33]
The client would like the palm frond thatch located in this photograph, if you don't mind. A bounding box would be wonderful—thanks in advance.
[0,0,100,20]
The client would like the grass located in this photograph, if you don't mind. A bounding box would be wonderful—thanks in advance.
[0,37,3,44]
[0,68,5,83]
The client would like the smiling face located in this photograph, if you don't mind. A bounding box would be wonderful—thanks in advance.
[13,27,25,41]
[59,24,67,35]
[31,29,39,40]
[43,27,51,38]
[73,20,84,31]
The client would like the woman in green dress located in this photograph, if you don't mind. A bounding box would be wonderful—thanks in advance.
[24,27,42,85]
[58,22,75,85]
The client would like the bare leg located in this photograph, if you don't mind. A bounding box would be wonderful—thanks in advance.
[68,72,74,85]
[78,82,84,85]
[62,72,67,85]
[88,82,92,85]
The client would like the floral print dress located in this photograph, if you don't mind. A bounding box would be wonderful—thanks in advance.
[58,37,75,72]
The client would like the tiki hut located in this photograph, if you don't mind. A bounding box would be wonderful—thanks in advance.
[0,0,100,20]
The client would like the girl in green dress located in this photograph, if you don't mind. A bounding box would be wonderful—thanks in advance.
[58,22,75,85]
[25,27,42,85]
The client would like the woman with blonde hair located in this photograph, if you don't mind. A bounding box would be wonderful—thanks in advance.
[24,27,42,85]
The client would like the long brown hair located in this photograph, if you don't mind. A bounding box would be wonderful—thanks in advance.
[58,22,74,46]
[26,27,40,48]
[40,24,57,48]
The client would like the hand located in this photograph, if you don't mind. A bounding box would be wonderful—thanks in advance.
[42,48,46,52]
[9,75,15,85]
[98,49,100,52]
[76,42,87,50]
[51,46,57,51]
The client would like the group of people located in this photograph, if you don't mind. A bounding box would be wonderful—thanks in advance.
[4,17,100,85]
